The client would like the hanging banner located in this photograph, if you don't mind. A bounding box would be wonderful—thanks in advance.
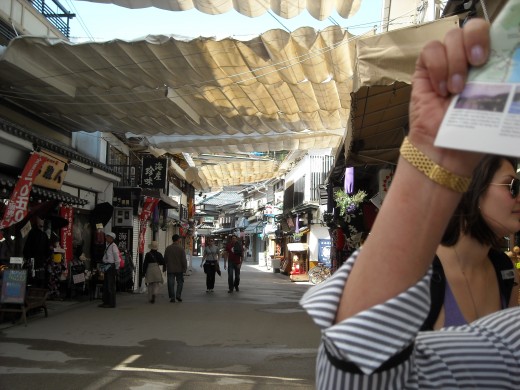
[59,206,74,263]
[0,153,47,230]
[138,196,159,254]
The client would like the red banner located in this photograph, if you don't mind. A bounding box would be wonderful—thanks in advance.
[59,206,74,264]
[0,153,47,230]
[138,196,159,254]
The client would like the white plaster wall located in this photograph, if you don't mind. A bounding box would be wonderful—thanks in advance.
[309,225,330,262]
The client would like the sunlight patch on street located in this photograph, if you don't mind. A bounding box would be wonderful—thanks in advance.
[114,355,305,382]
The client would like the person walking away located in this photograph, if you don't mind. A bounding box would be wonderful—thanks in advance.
[200,238,219,293]
[47,237,66,300]
[23,217,51,288]
[224,235,243,293]
[99,232,120,308]
[143,241,165,303]
[164,234,187,302]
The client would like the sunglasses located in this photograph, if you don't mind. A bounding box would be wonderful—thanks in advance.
[490,177,520,198]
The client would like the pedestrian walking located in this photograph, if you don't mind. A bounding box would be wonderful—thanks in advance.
[143,241,165,304]
[224,235,243,293]
[163,234,187,302]
[200,238,220,293]
[99,232,120,308]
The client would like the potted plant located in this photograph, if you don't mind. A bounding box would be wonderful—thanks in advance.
[333,189,367,217]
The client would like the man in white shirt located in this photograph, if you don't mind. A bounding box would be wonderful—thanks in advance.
[99,232,120,308]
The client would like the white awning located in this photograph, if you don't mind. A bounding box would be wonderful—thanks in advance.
[0,26,359,190]
[77,0,363,20]
[244,221,264,234]
[344,16,459,167]
[0,16,458,190]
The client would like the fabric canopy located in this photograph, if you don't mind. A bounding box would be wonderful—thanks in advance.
[0,16,458,190]
[244,220,264,233]
[77,0,363,20]
[344,16,459,168]
[0,25,360,190]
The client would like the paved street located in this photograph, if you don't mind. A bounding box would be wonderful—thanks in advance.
[0,258,320,389]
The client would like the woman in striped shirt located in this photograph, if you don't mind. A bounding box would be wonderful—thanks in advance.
[301,18,520,389]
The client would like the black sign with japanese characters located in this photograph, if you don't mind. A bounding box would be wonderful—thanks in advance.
[113,228,132,254]
[141,158,167,190]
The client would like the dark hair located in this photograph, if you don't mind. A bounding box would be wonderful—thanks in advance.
[441,155,517,247]
[172,234,180,242]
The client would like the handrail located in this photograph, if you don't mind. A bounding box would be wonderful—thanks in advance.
[28,0,75,38]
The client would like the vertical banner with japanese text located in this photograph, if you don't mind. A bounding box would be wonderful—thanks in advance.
[138,196,159,254]
[0,153,47,229]
[59,206,74,263]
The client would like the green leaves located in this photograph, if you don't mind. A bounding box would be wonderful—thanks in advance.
[334,189,367,217]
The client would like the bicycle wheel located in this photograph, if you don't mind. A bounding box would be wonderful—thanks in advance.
[310,273,323,284]
[308,266,322,284]
[321,267,331,280]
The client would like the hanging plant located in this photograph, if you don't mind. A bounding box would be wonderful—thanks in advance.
[334,189,367,217]
[293,232,304,242]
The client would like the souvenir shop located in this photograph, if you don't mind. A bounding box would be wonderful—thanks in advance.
[0,120,119,304]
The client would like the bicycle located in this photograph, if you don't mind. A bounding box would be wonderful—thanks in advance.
[308,263,332,284]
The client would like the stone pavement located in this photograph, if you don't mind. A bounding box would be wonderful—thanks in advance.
[0,256,320,389]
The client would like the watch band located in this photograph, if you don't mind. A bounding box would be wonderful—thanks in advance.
[399,137,471,193]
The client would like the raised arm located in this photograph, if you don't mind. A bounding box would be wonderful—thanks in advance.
[336,19,491,322]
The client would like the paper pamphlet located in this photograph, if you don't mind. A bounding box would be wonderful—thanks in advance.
[435,0,520,157]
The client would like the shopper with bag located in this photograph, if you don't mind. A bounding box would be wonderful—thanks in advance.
[200,238,220,293]
[143,241,165,304]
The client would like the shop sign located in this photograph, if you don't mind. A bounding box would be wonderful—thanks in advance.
[138,196,159,254]
[287,242,308,252]
[114,228,132,253]
[263,204,282,216]
[141,157,167,190]
[59,206,74,263]
[0,153,47,229]
[33,150,68,190]
[318,239,332,268]
[0,269,27,304]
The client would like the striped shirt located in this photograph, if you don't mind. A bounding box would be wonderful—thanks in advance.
[300,251,520,389]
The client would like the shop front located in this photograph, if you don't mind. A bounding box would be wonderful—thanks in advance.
[0,120,120,303]
[243,220,264,263]
[287,242,309,282]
